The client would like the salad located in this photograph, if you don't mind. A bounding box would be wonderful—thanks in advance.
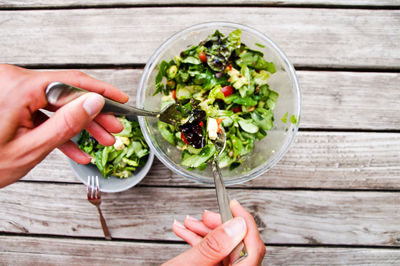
[154,29,279,170]
[78,117,149,178]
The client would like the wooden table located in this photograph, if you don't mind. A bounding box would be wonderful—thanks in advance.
[1,1,400,265]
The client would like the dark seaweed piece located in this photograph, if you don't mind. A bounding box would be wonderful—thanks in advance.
[178,108,206,149]
[179,122,205,149]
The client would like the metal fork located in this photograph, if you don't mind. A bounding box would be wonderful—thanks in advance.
[87,176,112,240]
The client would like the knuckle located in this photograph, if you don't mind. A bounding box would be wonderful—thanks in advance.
[0,63,15,72]
[70,70,87,81]
[197,234,223,261]
[261,245,267,256]
[69,70,90,89]
[71,70,86,77]
[258,243,266,258]
[0,64,8,72]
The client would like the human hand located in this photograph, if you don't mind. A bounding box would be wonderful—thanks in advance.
[164,199,266,266]
[0,64,129,188]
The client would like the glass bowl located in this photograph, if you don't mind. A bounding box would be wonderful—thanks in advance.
[137,22,301,186]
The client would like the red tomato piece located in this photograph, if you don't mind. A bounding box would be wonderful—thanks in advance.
[171,90,176,100]
[199,52,207,63]
[199,121,204,127]
[221,86,233,97]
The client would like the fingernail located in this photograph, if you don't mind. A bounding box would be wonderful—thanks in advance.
[223,217,246,238]
[185,215,199,221]
[83,93,104,116]
[230,199,240,206]
[173,219,185,229]
[204,210,210,213]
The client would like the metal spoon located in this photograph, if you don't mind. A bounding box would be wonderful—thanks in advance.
[212,128,247,263]
[45,82,184,126]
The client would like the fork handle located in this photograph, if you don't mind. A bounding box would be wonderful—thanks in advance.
[212,161,247,263]
[97,206,112,240]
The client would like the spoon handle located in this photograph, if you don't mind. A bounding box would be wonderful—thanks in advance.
[212,161,247,263]
[45,82,159,117]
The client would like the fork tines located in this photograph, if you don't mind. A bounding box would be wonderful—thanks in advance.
[87,176,100,199]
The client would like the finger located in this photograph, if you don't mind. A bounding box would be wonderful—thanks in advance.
[202,210,223,229]
[40,70,129,103]
[165,217,247,266]
[184,215,212,237]
[35,110,93,164]
[172,219,202,247]
[58,140,91,164]
[94,114,123,134]
[230,200,266,266]
[85,121,115,146]
[17,93,104,158]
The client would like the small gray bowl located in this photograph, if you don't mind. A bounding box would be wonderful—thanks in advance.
[68,116,154,193]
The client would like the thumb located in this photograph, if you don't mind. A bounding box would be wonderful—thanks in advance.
[167,217,247,266]
[24,92,104,154]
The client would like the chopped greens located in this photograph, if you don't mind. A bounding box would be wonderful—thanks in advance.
[255,43,266,48]
[154,29,279,170]
[78,117,149,178]
[281,112,288,123]
[290,114,298,124]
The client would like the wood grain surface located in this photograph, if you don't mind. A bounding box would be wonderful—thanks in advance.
[1,183,399,246]
[1,0,399,8]
[0,8,399,68]
[24,131,400,189]
[1,2,399,265]
[1,236,400,266]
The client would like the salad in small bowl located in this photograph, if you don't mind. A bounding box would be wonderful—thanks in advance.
[69,116,154,193]
[138,22,301,185]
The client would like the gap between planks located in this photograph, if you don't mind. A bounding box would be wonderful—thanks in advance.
[1,233,400,249]
[16,179,400,193]
[0,1,400,11]
[14,63,400,73]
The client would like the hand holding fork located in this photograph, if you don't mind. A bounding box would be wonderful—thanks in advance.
[87,176,112,240]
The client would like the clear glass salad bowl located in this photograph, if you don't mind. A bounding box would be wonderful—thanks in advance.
[137,22,301,185]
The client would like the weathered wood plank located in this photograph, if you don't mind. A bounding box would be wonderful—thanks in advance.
[0,8,399,68]
[266,247,400,266]
[1,183,399,245]
[74,69,400,130]
[24,131,400,189]
[1,0,399,8]
[0,236,187,265]
[1,236,400,266]
[298,71,400,130]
